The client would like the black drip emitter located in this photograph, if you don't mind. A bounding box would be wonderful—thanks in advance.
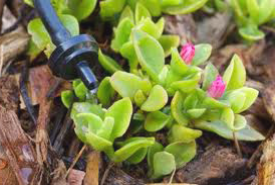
[33,0,98,91]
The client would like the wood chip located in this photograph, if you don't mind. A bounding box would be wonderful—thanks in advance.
[175,145,246,185]
[84,151,101,185]
[263,83,275,122]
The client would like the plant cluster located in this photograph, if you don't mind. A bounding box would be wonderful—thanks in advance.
[100,0,209,20]
[25,0,265,179]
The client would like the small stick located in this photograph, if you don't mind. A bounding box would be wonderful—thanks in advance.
[100,162,115,185]
[233,132,242,157]
[0,45,3,77]
[168,168,176,184]
[65,145,87,178]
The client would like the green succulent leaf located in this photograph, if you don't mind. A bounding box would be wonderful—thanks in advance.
[202,63,219,90]
[221,108,235,130]
[171,78,199,93]
[168,124,202,143]
[147,142,164,169]
[162,0,208,15]
[152,151,176,179]
[127,148,148,164]
[113,137,155,162]
[76,113,103,133]
[28,15,79,57]
[71,102,105,121]
[232,87,259,113]
[111,18,134,52]
[170,48,189,75]
[97,77,115,107]
[137,18,162,39]
[133,29,165,82]
[139,0,162,16]
[226,91,246,113]
[106,97,133,140]
[187,108,206,119]
[86,131,113,151]
[247,0,259,24]
[192,44,212,66]
[61,90,74,108]
[202,97,230,109]
[141,85,168,112]
[120,41,138,71]
[96,117,115,140]
[120,6,134,22]
[161,0,181,7]
[223,54,246,90]
[194,120,265,141]
[239,25,265,41]
[171,91,189,126]
[165,141,196,168]
[66,0,97,21]
[98,50,123,74]
[144,111,171,132]
[158,35,180,57]
[183,93,199,110]
[74,82,88,101]
[258,0,275,24]
[134,90,147,107]
[110,71,151,99]
[100,0,126,20]
[135,2,151,23]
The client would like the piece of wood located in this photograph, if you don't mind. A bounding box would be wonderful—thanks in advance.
[84,151,101,185]
[147,184,197,185]
[0,76,42,185]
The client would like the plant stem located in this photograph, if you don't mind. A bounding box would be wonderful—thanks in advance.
[233,132,242,157]
[65,144,87,177]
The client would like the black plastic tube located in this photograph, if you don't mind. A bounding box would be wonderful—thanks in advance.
[33,0,71,46]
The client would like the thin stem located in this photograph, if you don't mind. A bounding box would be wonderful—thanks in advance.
[233,132,242,157]
[168,168,176,184]
[65,145,87,177]
[100,162,115,185]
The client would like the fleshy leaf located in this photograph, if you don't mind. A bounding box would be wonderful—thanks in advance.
[100,0,126,20]
[134,90,147,107]
[120,41,138,71]
[171,79,199,93]
[127,148,148,164]
[221,108,235,130]
[202,97,230,109]
[187,108,206,119]
[139,0,162,16]
[162,0,208,15]
[111,18,134,52]
[135,2,151,23]
[194,120,265,141]
[133,29,165,82]
[97,77,115,107]
[74,82,88,101]
[258,0,275,24]
[232,87,259,113]
[110,71,151,99]
[171,91,189,126]
[98,50,122,74]
[105,98,133,140]
[86,132,113,151]
[158,35,180,56]
[239,25,264,41]
[223,54,246,90]
[119,6,134,22]
[247,0,259,24]
[76,113,103,133]
[138,18,162,39]
[147,142,164,170]
[165,141,196,168]
[141,85,168,112]
[183,93,199,110]
[226,91,246,113]
[168,124,202,143]
[202,63,219,90]
[96,117,115,140]
[144,111,171,132]
[192,44,212,66]
[61,90,74,108]
[71,102,105,120]
[152,151,176,179]
[170,48,189,75]
[66,0,97,21]
[113,137,155,162]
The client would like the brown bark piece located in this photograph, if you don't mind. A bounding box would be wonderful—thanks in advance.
[175,146,246,185]
[263,83,275,122]
[105,167,144,185]
[0,76,41,185]
[84,151,101,185]
[253,136,275,185]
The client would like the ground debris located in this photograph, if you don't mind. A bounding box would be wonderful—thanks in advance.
[252,135,275,185]
[175,145,247,185]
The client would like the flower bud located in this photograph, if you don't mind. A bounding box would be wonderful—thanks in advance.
[207,75,226,99]
[180,43,195,65]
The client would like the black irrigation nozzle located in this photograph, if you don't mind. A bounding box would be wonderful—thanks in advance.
[33,0,98,91]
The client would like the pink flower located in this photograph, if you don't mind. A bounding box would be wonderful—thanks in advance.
[207,75,226,99]
[180,43,195,65]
